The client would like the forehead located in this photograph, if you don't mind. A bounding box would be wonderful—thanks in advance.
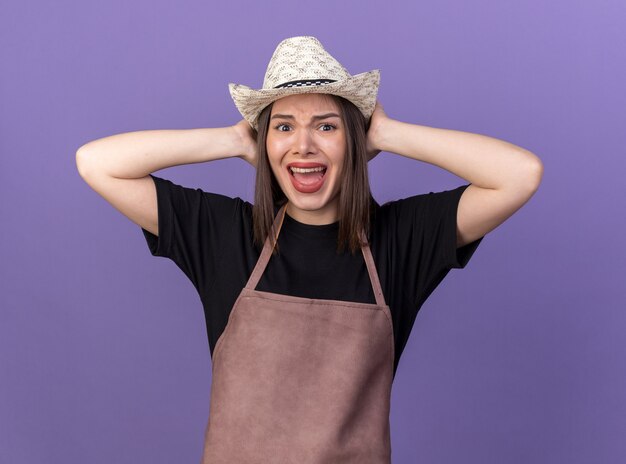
[271,93,340,116]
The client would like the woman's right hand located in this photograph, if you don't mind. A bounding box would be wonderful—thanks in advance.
[231,119,258,167]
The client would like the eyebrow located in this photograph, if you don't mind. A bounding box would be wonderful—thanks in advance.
[270,112,341,121]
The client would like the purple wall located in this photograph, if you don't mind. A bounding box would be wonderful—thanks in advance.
[2,1,625,463]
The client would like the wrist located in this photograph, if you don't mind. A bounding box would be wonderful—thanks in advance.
[228,124,248,158]
[230,121,257,166]
[374,117,399,154]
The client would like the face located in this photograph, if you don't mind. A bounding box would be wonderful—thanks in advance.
[266,93,346,225]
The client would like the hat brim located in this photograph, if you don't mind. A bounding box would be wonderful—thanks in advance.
[229,69,380,130]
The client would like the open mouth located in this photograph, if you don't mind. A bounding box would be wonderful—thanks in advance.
[287,163,328,193]
[289,166,326,174]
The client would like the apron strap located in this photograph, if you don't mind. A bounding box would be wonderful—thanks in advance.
[245,204,387,307]
[245,204,288,290]
[359,231,387,307]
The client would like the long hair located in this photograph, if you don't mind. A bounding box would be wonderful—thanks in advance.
[252,94,375,254]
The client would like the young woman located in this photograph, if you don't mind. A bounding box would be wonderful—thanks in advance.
[77,36,543,463]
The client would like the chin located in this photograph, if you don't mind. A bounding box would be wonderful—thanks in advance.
[281,184,340,222]
[288,196,333,212]
[272,164,341,221]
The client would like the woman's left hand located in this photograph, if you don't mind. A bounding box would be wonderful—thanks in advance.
[366,101,389,161]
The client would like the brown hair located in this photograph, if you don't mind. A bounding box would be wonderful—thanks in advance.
[252,94,375,254]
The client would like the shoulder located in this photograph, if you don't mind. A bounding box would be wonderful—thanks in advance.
[369,185,470,242]
[150,174,253,215]
[373,185,469,220]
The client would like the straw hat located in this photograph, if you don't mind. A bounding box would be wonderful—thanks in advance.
[228,36,380,131]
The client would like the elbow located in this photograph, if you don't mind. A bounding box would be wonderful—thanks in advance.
[75,147,87,178]
[520,151,544,194]
[529,153,544,190]
[75,145,96,179]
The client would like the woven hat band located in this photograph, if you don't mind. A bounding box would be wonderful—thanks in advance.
[274,79,337,89]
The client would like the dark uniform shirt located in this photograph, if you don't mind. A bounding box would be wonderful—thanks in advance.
[141,174,484,377]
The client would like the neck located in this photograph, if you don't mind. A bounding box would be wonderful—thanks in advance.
[285,203,339,225]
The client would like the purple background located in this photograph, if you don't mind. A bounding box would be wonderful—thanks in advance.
[1,1,625,463]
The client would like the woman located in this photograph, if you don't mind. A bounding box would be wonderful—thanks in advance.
[77,36,543,463]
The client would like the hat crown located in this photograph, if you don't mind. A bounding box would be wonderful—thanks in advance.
[262,36,351,89]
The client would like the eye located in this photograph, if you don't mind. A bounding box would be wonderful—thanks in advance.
[274,123,291,132]
[272,123,337,132]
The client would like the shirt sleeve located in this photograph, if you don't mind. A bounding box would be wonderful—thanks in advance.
[140,174,246,292]
[386,183,484,308]
[425,183,483,271]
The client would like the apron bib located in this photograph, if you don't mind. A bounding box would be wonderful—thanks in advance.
[201,204,395,463]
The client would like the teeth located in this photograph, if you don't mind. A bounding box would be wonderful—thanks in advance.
[290,166,326,174]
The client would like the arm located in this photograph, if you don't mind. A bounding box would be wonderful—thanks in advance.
[76,119,257,236]
[366,102,544,247]
[76,119,257,179]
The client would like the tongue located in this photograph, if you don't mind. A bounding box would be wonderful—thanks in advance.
[293,171,324,185]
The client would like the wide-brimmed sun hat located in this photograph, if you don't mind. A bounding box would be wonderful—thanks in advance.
[229,36,380,131]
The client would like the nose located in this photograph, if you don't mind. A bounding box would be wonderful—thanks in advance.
[292,128,316,156]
